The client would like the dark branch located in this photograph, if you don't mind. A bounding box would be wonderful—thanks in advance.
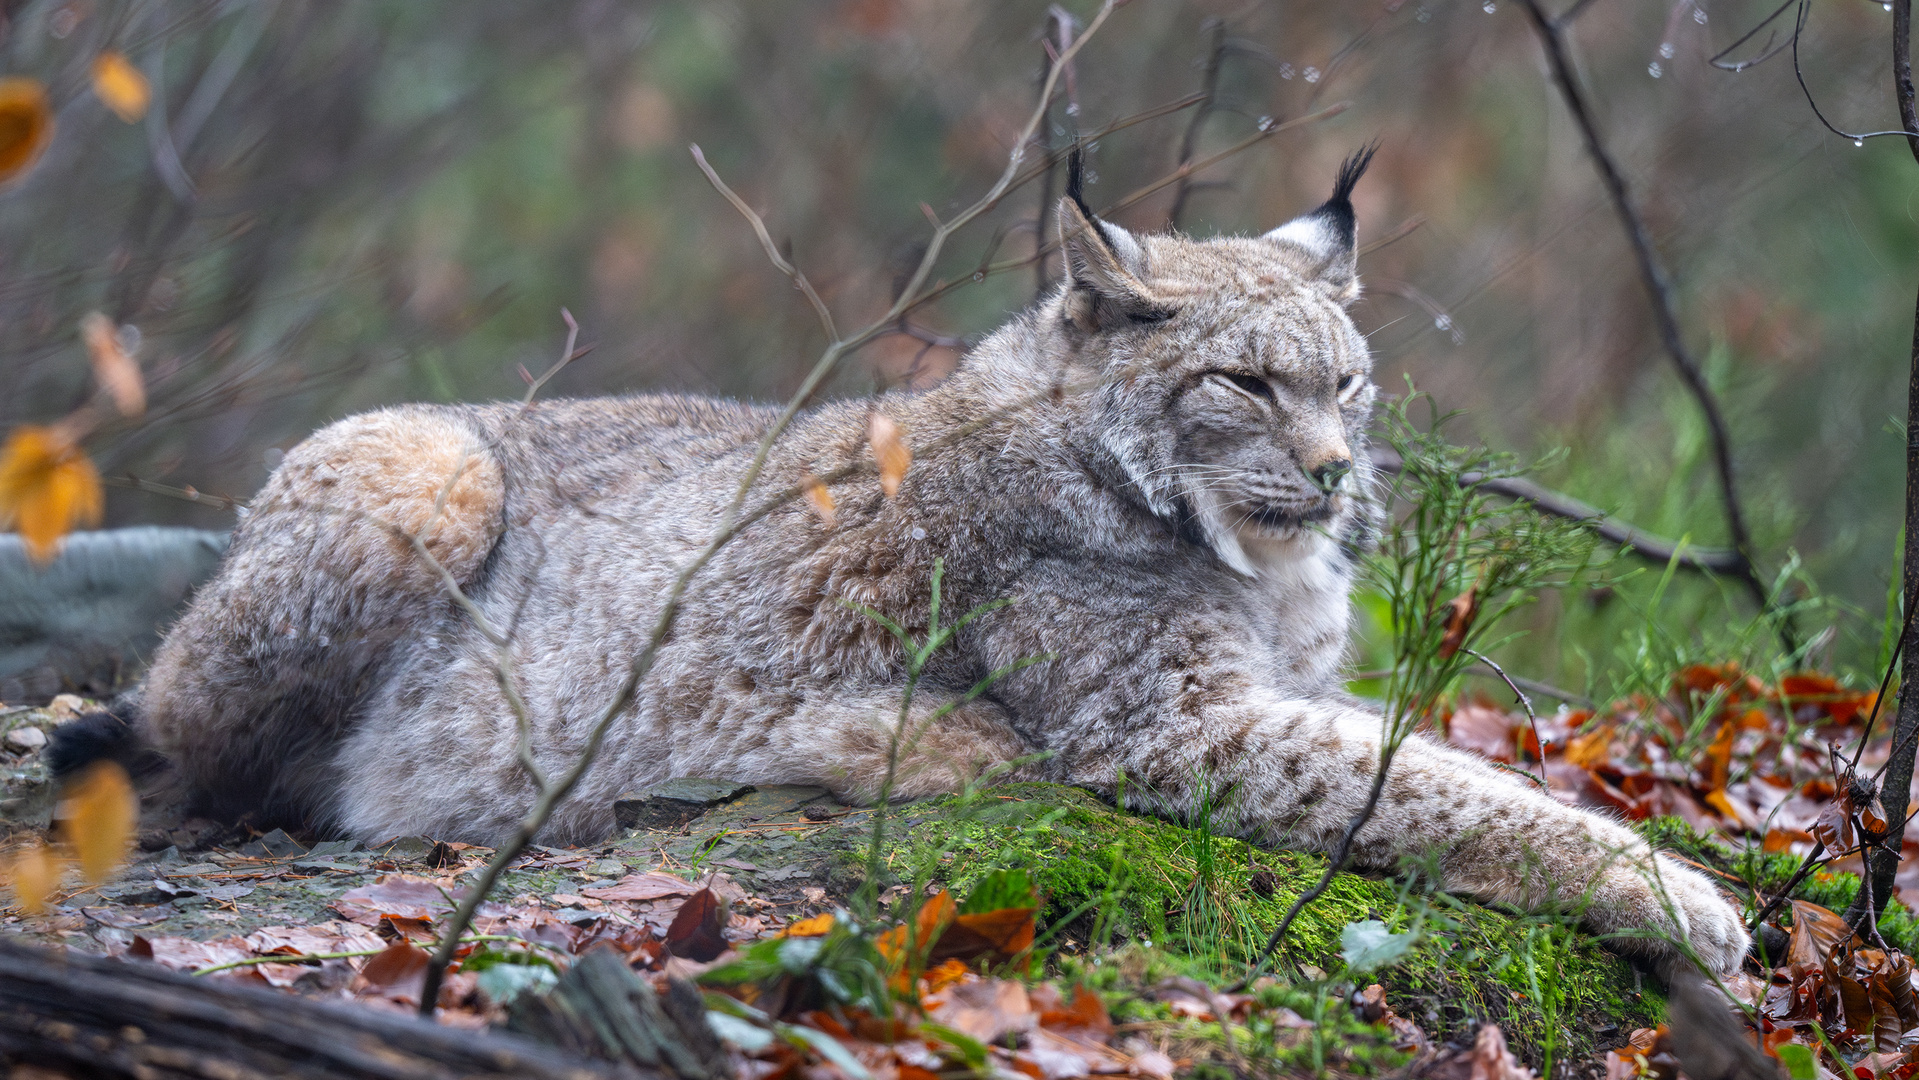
[1368,446,1748,576]
[1518,0,1781,635]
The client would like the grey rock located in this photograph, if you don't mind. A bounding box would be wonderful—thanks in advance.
[613,779,756,831]
[237,828,307,859]
[5,726,46,752]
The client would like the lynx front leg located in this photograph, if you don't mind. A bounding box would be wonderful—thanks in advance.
[1071,699,1749,977]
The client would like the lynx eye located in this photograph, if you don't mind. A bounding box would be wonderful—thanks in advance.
[1127,307,1175,326]
[1336,373,1364,400]
[1211,371,1275,403]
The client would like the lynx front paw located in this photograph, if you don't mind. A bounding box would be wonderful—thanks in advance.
[1593,854,1749,977]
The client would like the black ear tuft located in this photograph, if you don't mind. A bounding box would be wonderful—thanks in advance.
[1317,141,1379,239]
[1065,143,1117,250]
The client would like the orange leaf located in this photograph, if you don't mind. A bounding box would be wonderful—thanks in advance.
[90,52,150,122]
[1436,589,1477,660]
[3,841,61,915]
[0,425,104,564]
[780,912,836,938]
[57,760,137,885]
[82,312,145,418]
[0,77,54,185]
[921,957,970,994]
[803,473,834,526]
[1700,720,1736,793]
[1563,726,1613,769]
[934,906,1037,963]
[867,411,911,498]
[877,889,957,967]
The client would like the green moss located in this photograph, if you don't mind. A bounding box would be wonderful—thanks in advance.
[867,783,1661,1066]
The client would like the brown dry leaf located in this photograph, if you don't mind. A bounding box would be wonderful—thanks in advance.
[803,473,834,526]
[0,77,54,185]
[1786,899,1854,973]
[868,411,911,497]
[580,870,698,902]
[929,978,1034,1043]
[81,312,144,417]
[3,841,61,915]
[357,939,431,999]
[0,425,104,564]
[1436,588,1477,660]
[58,760,137,885]
[90,52,149,122]
[1466,1024,1537,1080]
[876,888,957,968]
[1447,702,1517,763]
[665,887,729,962]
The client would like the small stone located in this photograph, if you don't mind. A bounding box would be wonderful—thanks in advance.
[47,695,86,722]
[5,726,46,752]
[802,804,834,822]
[613,779,756,831]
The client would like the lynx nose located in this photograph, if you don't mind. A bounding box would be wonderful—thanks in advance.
[1309,458,1352,493]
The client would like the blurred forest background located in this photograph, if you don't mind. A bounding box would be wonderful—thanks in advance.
[0,0,1912,697]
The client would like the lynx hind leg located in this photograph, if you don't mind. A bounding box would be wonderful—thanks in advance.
[141,408,505,824]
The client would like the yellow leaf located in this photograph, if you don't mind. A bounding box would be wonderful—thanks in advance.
[779,912,836,937]
[81,312,145,417]
[91,52,149,123]
[58,760,137,885]
[0,77,55,186]
[804,473,834,526]
[867,412,911,498]
[0,426,104,564]
[3,841,61,915]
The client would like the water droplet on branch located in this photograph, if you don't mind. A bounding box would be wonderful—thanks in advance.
[1648,62,1663,78]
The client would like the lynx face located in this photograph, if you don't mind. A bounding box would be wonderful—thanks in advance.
[1055,150,1378,576]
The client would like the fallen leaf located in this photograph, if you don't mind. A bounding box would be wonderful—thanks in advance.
[0,77,54,185]
[665,887,729,962]
[929,977,1034,1042]
[4,841,60,915]
[868,412,911,497]
[90,52,149,122]
[779,912,836,938]
[0,425,104,564]
[58,760,137,885]
[1437,588,1477,660]
[936,905,1037,964]
[81,312,144,418]
[1787,899,1855,973]
[1447,702,1516,763]
[357,939,431,999]
[580,870,699,902]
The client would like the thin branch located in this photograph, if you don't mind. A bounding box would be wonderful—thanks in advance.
[102,474,245,512]
[1789,0,1918,143]
[1167,17,1228,229]
[1708,0,1798,71]
[1466,647,1548,791]
[1519,0,1778,632]
[1367,446,1748,575]
[691,149,839,344]
[415,0,1126,1015]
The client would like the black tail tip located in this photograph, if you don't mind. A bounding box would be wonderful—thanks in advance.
[44,708,144,779]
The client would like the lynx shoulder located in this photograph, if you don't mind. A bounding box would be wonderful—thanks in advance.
[63,149,1748,977]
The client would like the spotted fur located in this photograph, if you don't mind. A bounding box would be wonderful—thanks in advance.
[131,158,1746,976]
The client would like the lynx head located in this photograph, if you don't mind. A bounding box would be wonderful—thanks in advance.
[1052,146,1379,577]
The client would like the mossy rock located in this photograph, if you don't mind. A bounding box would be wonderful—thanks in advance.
[862,783,1659,1067]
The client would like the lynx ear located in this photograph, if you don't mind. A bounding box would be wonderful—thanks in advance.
[1058,149,1167,332]
[1264,143,1377,305]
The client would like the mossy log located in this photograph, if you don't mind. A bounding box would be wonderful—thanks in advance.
[859,783,1662,1062]
[0,937,645,1080]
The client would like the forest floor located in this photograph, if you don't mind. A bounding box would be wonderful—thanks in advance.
[0,667,1912,1079]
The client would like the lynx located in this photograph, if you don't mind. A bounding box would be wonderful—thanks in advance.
[55,151,1747,976]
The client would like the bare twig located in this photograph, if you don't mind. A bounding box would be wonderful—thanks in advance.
[1519,0,1778,633]
[1167,18,1228,230]
[1466,647,1548,791]
[415,0,1125,1015]
[1368,446,1746,576]
[101,474,245,512]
